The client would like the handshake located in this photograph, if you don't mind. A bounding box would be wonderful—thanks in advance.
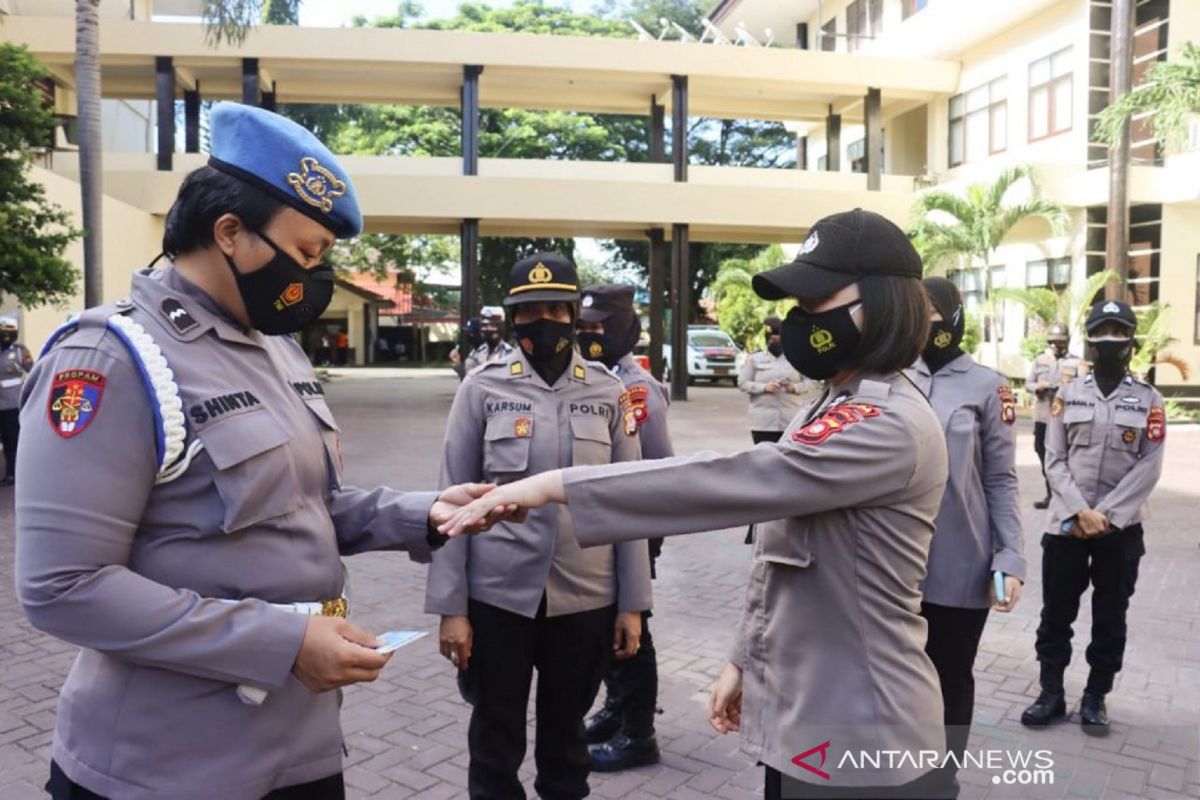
[427,471,569,538]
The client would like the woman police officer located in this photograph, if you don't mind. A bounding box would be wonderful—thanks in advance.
[442,209,952,798]
[425,255,652,800]
[15,104,490,800]
[906,277,1025,795]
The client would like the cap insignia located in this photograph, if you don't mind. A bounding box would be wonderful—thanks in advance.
[1102,301,1120,314]
[582,295,595,308]
[798,230,820,256]
[286,156,346,214]
[529,263,554,284]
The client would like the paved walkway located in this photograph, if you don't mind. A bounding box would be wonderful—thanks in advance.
[1,375,1197,799]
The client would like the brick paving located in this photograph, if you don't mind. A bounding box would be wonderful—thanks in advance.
[1,372,1197,798]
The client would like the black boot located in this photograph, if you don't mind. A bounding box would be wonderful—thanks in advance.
[1079,691,1110,736]
[588,733,660,772]
[584,703,621,745]
[1021,664,1066,727]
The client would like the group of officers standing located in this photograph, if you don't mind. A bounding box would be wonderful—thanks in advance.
[7,102,1168,800]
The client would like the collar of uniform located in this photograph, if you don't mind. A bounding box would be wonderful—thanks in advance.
[614,352,639,376]
[153,266,263,348]
[568,350,591,384]
[946,353,974,373]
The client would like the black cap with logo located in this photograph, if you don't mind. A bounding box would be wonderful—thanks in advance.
[1085,299,1138,334]
[753,208,922,301]
[503,252,581,306]
[579,284,635,322]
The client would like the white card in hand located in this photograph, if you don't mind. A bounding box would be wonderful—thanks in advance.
[375,630,427,654]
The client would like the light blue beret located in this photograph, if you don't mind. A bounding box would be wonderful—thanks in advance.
[207,103,362,238]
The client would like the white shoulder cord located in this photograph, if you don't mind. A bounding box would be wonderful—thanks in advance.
[106,314,200,484]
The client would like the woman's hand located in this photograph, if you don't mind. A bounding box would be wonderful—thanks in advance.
[708,662,743,734]
[292,616,392,693]
[439,615,473,671]
[439,470,567,538]
[429,483,517,534]
[613,612,642,660]
[992,576,1023,613]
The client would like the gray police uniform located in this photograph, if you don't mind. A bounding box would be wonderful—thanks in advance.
[1036,371,1165,695]
[425,344,652,798]
[463,340,515,374]
[1025,352,1085,423]
[908,354,1025,607]
[737,350,816,436]
[1,338,33,480]
[561,372,948,788]
[16,267,441,800]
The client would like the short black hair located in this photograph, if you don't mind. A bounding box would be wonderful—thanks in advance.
[853,273,930,373]
[162,166,286,257]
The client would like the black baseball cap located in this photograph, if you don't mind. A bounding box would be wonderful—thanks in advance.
[579,284,635,322]
[753,208,922,301]
[1085,299,1137,334]
[503,252,581,306]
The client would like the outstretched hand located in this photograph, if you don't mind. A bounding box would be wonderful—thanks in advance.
[438,470,567,537]
[429,483,521,535]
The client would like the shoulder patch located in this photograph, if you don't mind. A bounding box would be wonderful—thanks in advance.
[997,385,1016,426]
[1051,395,1065,417]
[791,402,880,446]
[619,386,650,435]
[1147,406,1166,443]
[47,369,106,438]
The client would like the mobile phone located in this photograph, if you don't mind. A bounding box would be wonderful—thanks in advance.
[374,630,426,654]
[993,571,1007,604]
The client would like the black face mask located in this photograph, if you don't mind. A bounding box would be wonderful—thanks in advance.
[766,339,783,357]
[1087,337,1133,378]
[577,332,615,367]
[1051,341,1068,358]
[484,328,504,346]
[225,230,335,335]
[514,319,575,362]
[0,333,15,348]
[922,304,965,372]
[781,301,862,381]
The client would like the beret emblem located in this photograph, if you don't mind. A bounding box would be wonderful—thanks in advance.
[286,156,346,214]
[528,263,554,284]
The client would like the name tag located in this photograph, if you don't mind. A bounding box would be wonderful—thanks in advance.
[0,378,21,389]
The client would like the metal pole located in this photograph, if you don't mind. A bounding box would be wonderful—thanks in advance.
[155,56,174,171]
[865,87,882,190]
[462,65,483,176]
[648,227,666,381]
[241,57,259,106]
[1106,0,1133,300]
[671,75,688,182]
[184,85,200,153]
[650,97,665,163]
[460,219,480,348]
[826,105,842,171]
[670,224,690,401]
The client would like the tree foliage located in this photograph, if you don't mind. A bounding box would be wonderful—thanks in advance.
[0,44,81,307]
[1095,42,1200,150]
[708,245,795,349]
[994,270,1117,345]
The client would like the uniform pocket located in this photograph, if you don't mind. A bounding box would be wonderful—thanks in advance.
[197,411,298,533]
[1109,409,1146,453]
[755,518,813,568]
[1062,405,1095,446]
[483,416,532,478]
[302,397,343,488]
[569,414,612,466]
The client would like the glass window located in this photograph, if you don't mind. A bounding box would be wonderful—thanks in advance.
[948,77,1007,167]
[848,138,866,173]
[821,18,837,51]
[1026,257,1071,289]
[1029,47,1074,141]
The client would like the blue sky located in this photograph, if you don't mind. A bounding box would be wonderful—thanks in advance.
[298,0,590,27]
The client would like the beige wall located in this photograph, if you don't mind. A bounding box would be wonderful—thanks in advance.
[886,105,929,176]
[0,166,164,355]
[1158,206,1200,388]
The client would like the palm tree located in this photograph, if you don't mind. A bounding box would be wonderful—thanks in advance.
[910,165,1068,367]
[1131,303,1189,381]
[72,0,295,308]
[75,0,102,308]
[1095,42,1200,150]
[709,245,793,350]
[994,270,1118,347]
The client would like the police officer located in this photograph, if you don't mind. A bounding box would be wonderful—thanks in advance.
[738,315,817,445]
[907,277,1025,794]
[451,316,482,379]
[1021,299,1164,736]
[1026,322,1085,509]
[463,305,514,373]
[443,209,952,798]
[425,255,653,800]
[0,316,33,485]
[15,103,492,800]
[575,284,672,772]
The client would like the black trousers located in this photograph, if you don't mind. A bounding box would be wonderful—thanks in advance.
[47,761,344,799]
[765,765,949,799]
[1035,525,1145,694]
[462,598,615,800]
[596,610,657,739]
[1032,421,1050,499]
[921,601,989,794]
[0,408,19,480]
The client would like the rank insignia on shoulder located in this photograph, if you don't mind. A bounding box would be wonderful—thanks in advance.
[161,298,198,334]
[997,385,1016,426]
[1050,396,1065,417]
[48,369,106,438]
[1147,406,1166,442]
[510,362,523,376]
[573,364,586,380]
[791,402,879,447]
[514,417,533,438]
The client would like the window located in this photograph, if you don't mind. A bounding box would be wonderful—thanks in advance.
[848,139,865,173]
[1026,257,1072,290]
[1029,47,1073,141]
[817,154,829,170]
[949,77,1007,167]
[902,0,928,20]
[950,266,1006,341]
[846,0,883,51]
[820,18,837,51]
